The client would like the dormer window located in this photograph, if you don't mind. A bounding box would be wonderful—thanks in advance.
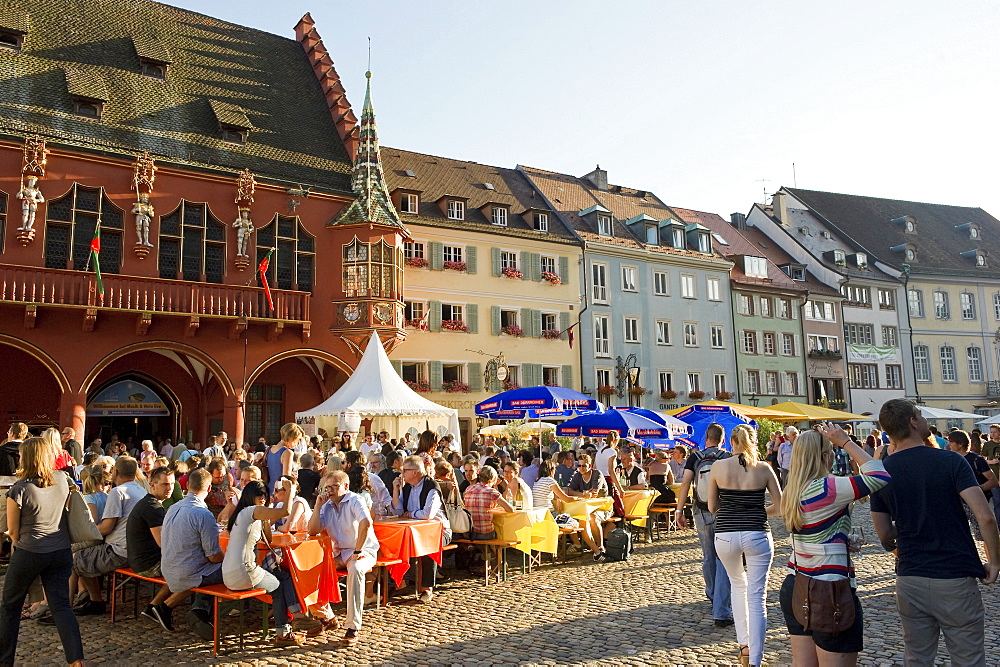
[645,225,658,245]
[744,256,768,278]
[855,253,868,268]
[533,212,548,232]
[672,228,685,249]
[490,206,506,226]
[780,264,806,281]
[978,254,986,266]
[697,232,711,253]
[961,249,987,267]
[907,248,916,261]
[399,192,419,214]
[447,200,465,221]
[833,249,846,266]
[139,59,167,79]
[892,215,917,233]
[598,215,612,236]
[955,222,981,240]
[220,125,247,145]
[72,97,103,119]
[891,242,917,263]
[0,28,25,50]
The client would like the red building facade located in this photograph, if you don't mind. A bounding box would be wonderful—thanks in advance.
[0,4,407,446]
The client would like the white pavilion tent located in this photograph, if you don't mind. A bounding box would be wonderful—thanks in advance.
[295,332,460,446]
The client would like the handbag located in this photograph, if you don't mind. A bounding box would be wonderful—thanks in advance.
[65,478,102,550]
[444,486,472,535]
[790,534,856,635]
[261,531,284,573]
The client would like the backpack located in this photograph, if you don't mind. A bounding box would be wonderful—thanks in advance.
[603,527,633,562]
[692,448,729,511]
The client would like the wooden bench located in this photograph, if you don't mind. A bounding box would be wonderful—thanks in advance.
[190,583,269,656]
[452,538,517,585]
[557,525,586,562]
[110,567,167,623]
[648,503,676,541]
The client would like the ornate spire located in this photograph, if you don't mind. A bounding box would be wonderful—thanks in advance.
[330,71,408,233]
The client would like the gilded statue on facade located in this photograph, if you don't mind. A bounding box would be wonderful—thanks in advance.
[132,193,154,247]
[233,208,254,257]
[16,176,44,232]
[132,152,157,258]
[16,135,48,243]
[233,169,256,269]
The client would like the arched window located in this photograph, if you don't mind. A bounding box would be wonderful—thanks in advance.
[158,201,227,283]
[342,236,402,299]
[44,184,124,273]
[255,215,315,292]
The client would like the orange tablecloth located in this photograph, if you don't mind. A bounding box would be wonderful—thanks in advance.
[219,531,341,609]
[372,518,444,586]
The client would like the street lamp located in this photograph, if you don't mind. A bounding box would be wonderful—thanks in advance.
[616,353,640,407]
[749,393,760,407]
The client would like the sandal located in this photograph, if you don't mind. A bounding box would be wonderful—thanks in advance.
[29,603,49,620]
[738,645,749,667]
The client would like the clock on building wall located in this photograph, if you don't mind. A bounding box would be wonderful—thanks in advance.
[374,302,394,325]
[343,303,362,324]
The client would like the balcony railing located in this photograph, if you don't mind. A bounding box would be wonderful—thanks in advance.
[0,264,309,322]
[808,350,843,360]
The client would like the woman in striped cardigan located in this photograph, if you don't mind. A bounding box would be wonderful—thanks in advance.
[779,423,890,666]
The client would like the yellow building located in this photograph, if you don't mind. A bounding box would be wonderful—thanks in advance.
[381,148,583,439]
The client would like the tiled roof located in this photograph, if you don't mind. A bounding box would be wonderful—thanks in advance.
[381,148,577,241]
[0,0,352,192]
[739,225,840,297]
[786,188,1000,278]
[519,165,730,262]
[689,213,807,293]
[0,7,30,34]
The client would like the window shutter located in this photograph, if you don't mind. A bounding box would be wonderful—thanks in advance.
[429,242,444,270]
[522,363,537,387]
[521,307,532,336]
[559,256,570,286]
[466,246,477,274]
[466,303,478,334]
[519,251,530,279]
[391,360,403,376]
[491,376,501,393]
[491,306,501,335]
[491,247,502,276]
[428,301,442,332]
[560,311,571,340]
[530,253,542,281]
[468,363,482,392]
[429,360,443,392]
[532,309,543,338]
[794,335,801,357]
[562,364,574,390]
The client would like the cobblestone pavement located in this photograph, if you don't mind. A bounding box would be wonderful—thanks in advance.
[2,503,997,666]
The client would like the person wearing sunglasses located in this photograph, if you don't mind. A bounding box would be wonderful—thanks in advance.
[391,456,452,602]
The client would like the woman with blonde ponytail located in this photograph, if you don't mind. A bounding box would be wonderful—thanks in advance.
[706,424,781,667]
[779,423,890,665]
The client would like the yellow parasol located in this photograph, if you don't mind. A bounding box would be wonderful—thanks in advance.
[665,400,806,422]
[767,401,869,421]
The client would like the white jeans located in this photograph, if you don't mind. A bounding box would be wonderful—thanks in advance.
[336,553,375,630]
[715,531,773,666]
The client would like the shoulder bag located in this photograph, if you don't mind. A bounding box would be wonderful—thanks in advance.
[790,534,856,635]
[444,485,472,535]
[64,476,103,550]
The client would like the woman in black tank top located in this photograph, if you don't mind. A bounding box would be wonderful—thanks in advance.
[706,425,782,667]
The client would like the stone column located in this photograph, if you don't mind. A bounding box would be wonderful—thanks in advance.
[59,391,87,441]
[225,391,245,448]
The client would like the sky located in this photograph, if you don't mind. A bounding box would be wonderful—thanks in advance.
[174,0,1000,218]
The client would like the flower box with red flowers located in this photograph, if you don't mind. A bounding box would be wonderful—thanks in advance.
[502,380,520,391]
[404,257,429,268]
[628,386,646,397]
[405,380,432,393]
[442,380,471,393]
[500,324,524,337]
[660,389,678,400]
[501,267,523,279]
[442,260,467,272]
[597,385,616,397]
[541,271,562,285]
[405,318,426,329]
[441,320,469,332]
[541,329,562,340]
[715,391,733,401]
[688,390,706,401]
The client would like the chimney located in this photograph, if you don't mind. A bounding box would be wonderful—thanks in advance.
[772,190,788,225]
[730,212,747,230]
[583,165,608,191]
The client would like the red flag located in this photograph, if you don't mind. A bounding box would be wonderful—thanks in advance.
[89,224,104,304]
[567,322,576,348]
[258,248,274,311]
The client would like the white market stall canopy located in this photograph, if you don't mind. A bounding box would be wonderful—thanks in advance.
[295,332,460,443]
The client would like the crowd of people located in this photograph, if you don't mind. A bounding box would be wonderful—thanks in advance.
[1,402,999,665]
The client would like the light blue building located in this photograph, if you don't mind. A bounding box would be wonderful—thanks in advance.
[522,166,736,410]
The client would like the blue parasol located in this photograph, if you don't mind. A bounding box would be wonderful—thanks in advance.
[556,410,672,439]
[613,406,693,437]
[475,385,600,416]
[672,404,757,452]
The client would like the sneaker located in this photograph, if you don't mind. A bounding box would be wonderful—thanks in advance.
[272,632,305,647]
[363,594,379,607]
[292,616,321,635]
[417,589,434,603]
[186,609,214,642]
[305,616,339,637]
[36,612,56,625]
[73,599,107,616]
[593,550,606,562]
[144,604,174,632]
[342,628,358,645]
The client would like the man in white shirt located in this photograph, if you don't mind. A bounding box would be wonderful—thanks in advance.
[359,435,378,460]
[308,471,380,646]
[202,432,226,459]
[71,457,147,615]
[391,456,450,602]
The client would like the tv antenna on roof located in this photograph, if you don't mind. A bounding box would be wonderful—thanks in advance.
[755,178,771,205]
